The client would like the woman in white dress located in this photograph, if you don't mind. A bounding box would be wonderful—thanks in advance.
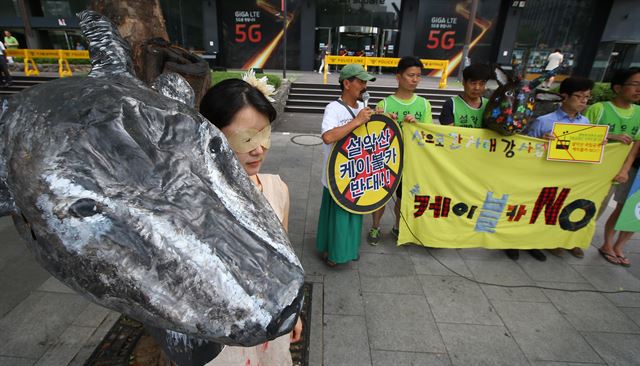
[199,78,303,366]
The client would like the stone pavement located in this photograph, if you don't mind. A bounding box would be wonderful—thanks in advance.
[262,130,640,366]
[2,119,640,366]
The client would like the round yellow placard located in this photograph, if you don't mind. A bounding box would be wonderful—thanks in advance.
[327,113,403,214]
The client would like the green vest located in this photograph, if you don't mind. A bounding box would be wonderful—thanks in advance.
[452,96,487,128]
[379,95,432,125]
[596,102,640,139]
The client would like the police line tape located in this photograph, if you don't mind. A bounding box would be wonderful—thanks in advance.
[323,55,449,89]
[5,49,90,77]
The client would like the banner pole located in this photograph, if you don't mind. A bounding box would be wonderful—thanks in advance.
[282,0,287,80]
[457,0,479,82]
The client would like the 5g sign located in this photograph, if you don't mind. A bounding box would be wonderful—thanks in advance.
[426,30,456,50]
[235,24,262,43]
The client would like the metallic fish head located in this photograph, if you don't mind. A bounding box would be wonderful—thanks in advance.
[0,11,304,347]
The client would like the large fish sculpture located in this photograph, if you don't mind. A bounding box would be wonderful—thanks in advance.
[484,66,563,135]
[0,10,304,347]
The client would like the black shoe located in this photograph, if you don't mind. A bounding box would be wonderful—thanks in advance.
[528,249,547,262]
[505,249,519,260]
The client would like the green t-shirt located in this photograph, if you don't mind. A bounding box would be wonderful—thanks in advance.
[4,36,18,49]
[376,94,432,125]
[452,95,487,128]
[585,101,640,140]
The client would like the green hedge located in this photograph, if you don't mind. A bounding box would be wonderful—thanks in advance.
[590,83,617,104]
[211,71,282,89]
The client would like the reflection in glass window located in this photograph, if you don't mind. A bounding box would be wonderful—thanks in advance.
[0,0,19,16]
[160,0,203,50]
[514,0,597,75]
[41,0,87,17]
[316,0,402,29]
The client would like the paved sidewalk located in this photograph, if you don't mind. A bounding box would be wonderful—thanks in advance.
[264,132,640,366]
[2,129,640,366]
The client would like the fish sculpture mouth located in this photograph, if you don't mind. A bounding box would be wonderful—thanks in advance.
[0,11,304,347]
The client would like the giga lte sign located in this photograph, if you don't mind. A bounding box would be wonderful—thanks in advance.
[235,10,262,43]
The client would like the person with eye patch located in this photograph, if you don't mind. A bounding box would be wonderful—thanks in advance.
[150,78,302,366]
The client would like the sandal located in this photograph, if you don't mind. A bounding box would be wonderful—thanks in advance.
[598,248,620,265]
[325,258,337,267]
[617,256,631,267]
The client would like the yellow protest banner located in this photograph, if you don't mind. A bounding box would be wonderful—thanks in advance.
[399,123,630,249]
[547,123,608,163]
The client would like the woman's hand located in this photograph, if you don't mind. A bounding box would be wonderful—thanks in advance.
[542,132,556,140]
[290,317,303,343]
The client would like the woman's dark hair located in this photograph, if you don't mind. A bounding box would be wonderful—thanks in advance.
[559,77,594,95]
[199,78,277,129]
[610,67,640,92]
[397,56,423,74]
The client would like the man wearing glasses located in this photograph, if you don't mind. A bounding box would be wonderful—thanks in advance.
[525,76,595,259]
[585,68,640,267]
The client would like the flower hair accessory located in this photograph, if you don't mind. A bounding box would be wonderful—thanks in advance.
[242,69,277,102]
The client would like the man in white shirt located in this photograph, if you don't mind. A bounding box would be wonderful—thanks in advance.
[543,49,563,88]
[316,64,375,266]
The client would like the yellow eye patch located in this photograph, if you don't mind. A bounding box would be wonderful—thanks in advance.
[226,125,271,153]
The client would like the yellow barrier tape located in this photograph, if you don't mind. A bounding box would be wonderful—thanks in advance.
[365,57,400,67]
[325,55,367,66]
[5,49,89,59]
[4,49,89,77]
[323,55,449,89]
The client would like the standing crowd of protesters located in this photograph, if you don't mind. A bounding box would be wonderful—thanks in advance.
[314,57,640,268]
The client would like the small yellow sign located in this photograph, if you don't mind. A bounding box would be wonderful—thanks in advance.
[546,123,609,163]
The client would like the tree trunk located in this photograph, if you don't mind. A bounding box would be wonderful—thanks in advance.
[89,0,211,108]
[90,0,169,77]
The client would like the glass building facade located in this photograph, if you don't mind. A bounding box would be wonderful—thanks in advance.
[512,0,598,75]
[0,0,637,80]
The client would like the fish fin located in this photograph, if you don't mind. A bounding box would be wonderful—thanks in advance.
[77,10,136,78]
[151,73,196,108]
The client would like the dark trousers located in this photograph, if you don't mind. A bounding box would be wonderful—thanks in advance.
[0,56,11,85]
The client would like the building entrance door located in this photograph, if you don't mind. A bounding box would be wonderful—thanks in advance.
[336,26,379,57]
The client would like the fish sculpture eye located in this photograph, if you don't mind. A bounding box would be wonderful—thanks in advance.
[505,90,514,97]
[68,198,101,218]
[209,136,223,154]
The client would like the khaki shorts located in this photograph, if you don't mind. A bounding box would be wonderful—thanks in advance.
[597,166,639,220]
[613,166,638,202]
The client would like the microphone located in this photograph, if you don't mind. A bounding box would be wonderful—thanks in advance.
[362,91,370,108]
